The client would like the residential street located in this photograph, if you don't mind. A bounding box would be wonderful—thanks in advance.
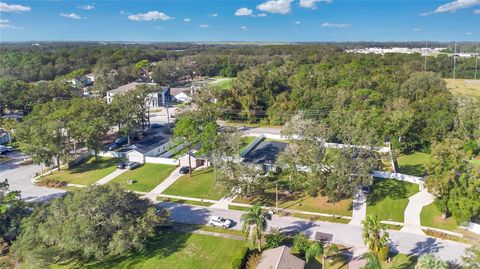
[0,152,66,201]
[159,202,469,264]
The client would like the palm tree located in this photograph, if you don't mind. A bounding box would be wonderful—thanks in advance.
[361,215,390,254]
[305,241,323,263]
[324,243,340,266]
[241,205,270,251]
[415,254,447,269]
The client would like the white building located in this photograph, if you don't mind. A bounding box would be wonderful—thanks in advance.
[106,82,171,107]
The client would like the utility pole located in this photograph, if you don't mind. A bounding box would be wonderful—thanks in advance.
[475,40,479,80]
[165,102,170,124]
[424,41,428,72]
[453,42,457,79]
[275,181,278,210]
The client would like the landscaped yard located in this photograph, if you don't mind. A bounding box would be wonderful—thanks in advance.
[209,76,234,90]
[109,163,176,192]
[54,231,246,269]
[420,203,458,231]
[366,178,419,222]
[162,168,228,200]
[234,191,353,217]
[305,254,349,269]
[397,152,430,177]
[40,157,118,186]
[381,253,417,269]
[239,136,258,154]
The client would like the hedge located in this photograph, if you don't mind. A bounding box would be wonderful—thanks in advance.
[231,247,249,269]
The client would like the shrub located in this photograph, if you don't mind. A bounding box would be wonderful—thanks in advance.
[36,178,67,188]
[264,228,286,249]
[463,140,479,156]
[378,246,389,262]
[292,233,310,257]
[246,252,261,269]
[231,247,249,269]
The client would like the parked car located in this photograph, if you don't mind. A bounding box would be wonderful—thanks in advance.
[117,162,126,169]
[179,166,191,174]
[361,185,372,194]
[150,123,162,129]
[0,145,7,154]
[125,161,141,170]
[115,136,128,145]
[208,216,231,228]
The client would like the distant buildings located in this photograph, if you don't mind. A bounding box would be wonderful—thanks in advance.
[346,47,477,58]
[106,82,171,107]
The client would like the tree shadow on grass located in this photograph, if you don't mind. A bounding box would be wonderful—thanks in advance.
[386,252,418,269]
[70,158,117,175]
[367,178,408,207]
[398,164,425,177]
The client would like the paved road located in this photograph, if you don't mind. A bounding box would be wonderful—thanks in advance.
[159,202,469,264]
[0,152,65,201]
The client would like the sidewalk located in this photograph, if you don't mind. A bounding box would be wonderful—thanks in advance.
[94,169,127,185]
[349,190,367,226]
[144,166,183,201]
[401,189,434,234]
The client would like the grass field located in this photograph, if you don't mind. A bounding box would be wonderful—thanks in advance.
[54,231,246,269]
[234,192,352,217]
[445,78,480,98]
[41,157,118,186]
[162,168,228,200]
[109,163,176,192]
[305,254,350,269]
[157,197,214,207]
[381,253,418,269]
[397,152,430,177]
[367,178,419,222]
[209,77,234,90]
[470,157,480,167]
[420,203,458,231]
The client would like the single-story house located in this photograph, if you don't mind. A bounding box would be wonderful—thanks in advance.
[256,246,305,269]
[170,86,194,103]
[243,141,288,172]
[106,82,171,107]
[67,73,95,87]
[125,134,173,163]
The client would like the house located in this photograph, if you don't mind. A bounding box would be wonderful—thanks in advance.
[170,86,194,103]
[123,134,173,163]
[106,82,171,107]
[67,73,95,87]
[243,141,288,172]
[256,246,305,269]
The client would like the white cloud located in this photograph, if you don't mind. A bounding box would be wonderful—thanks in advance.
[199,24,209,28]
[321,22,350,28]
[235,7,253,16]
[0,2,31,12]
[60,13,84,19]
[465,32,473,35]
[183,18,191,22]
[474,8,480,13]
[78,4,94,10]
[128,11,173,21]
[256,13,267,17]
[413,28,421,32]
[257,0,293,14]
[421,0,480,15]
[241,25,247,30]
[299,0,332,9]
[0,18,14,28]
[208,13,218,17]
[294,20,301,24]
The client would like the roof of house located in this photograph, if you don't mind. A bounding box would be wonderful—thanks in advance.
[256,246,305,269]
[170,86,191,96]
[243,141,287,165]
[108,82,168,95]
[130,134,170,154]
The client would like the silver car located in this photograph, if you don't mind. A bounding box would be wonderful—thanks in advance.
[207,216,232,228]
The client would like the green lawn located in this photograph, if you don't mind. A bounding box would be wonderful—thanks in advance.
[420,203,458,231]
[381,253,418,269]
[305,254,349,269]
[162,168,228,200]
[234,192,352,217]
[470,158,480,167]
[109,163,176,192]
[41,157,118,186]
[366,178,419,222]
[397,152,430,177]
[209,77,234,90]
[54,231,246,269]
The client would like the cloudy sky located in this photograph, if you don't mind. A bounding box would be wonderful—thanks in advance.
[0,0,479,42]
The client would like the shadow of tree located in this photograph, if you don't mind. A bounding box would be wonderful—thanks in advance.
[367,178,408,207]
[398,164,425,177]
[70,158,118,175]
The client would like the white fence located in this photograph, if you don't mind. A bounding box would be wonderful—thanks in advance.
[98,151,125,158]
[240,135,265,157]
[373,170,425,187]
[145,156,179,166]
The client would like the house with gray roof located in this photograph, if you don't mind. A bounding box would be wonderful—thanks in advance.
[256,246,305,269]
[106,82,171,107]
[243,140,288,172]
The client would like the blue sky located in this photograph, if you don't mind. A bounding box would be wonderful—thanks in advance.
[0,0,479,42]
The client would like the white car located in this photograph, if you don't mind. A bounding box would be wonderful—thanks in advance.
[207,216,232,228]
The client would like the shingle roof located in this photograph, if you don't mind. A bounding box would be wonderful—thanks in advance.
[256,246,305,269]
[243,141,287,165]
[108,82,166,95]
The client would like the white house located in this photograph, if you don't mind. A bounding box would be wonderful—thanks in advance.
[106,82,171,107]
